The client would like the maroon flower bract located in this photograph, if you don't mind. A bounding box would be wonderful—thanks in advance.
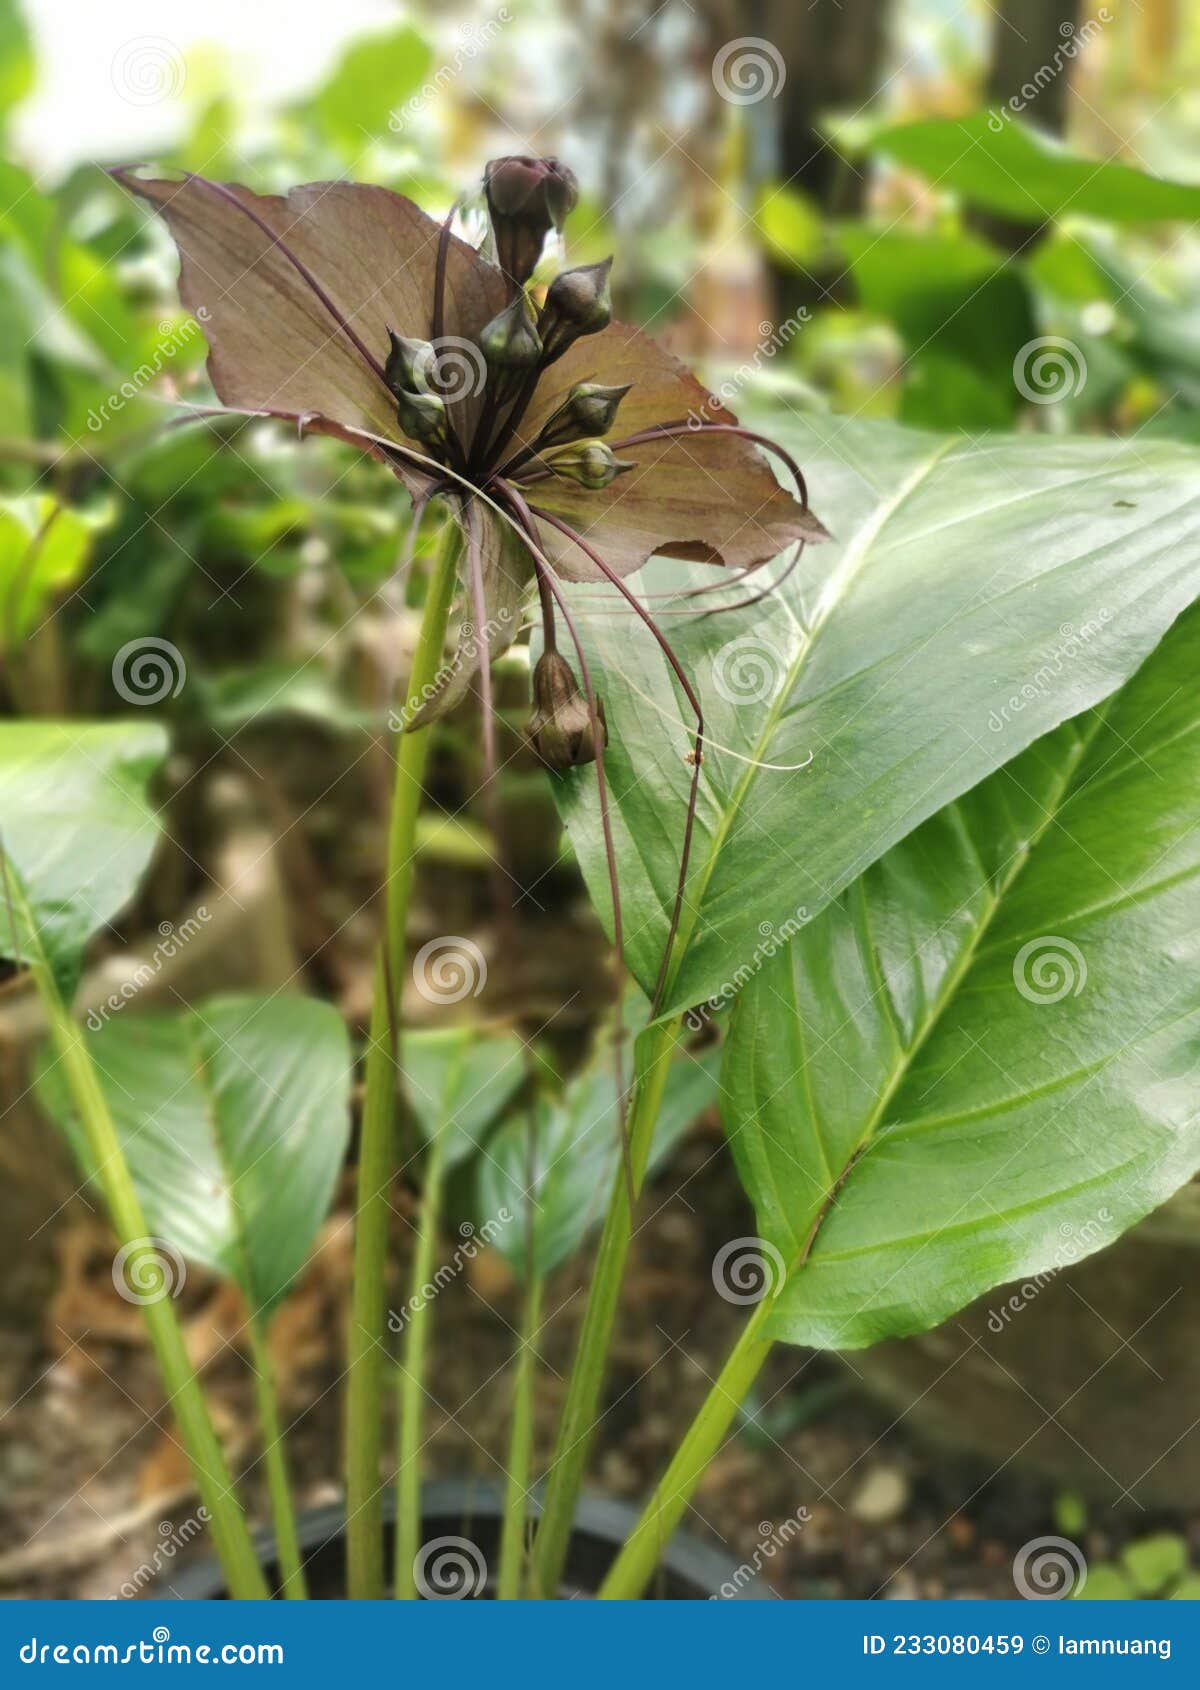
[115,157,824,1010]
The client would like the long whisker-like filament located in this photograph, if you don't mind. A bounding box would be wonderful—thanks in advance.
[495,479,634,1207]
[526,504,704,1014]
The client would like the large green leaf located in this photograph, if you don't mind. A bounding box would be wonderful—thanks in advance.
[36,995,353,1316]
[555,412,1200,1017]
[402,1025,526,1170]
[478,1040,720,1281]
[869,112,1200,225]
[721,601,1200,1349]
[0,721,167,986]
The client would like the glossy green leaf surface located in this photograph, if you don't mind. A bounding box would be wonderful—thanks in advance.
[721,603,1200,1348]
[36,994,353,1316]
[555,413,1200,1018]
[0,721,167,986]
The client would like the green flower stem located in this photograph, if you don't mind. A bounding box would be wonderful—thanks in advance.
[393,1123,448,1600]
[246,1315,307,1599]
[497,1273,544,1600]
[42,984,268,1600]
[529,1016,678,1598]
[598,1296,775,1600]
[345,518,462,1601]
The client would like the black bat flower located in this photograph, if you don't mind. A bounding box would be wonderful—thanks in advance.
[115,157,826,1007]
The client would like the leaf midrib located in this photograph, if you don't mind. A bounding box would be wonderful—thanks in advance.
[662,436,957,1006]
[784,706,1109,1273]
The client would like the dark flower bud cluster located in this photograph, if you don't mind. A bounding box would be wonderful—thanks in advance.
[528,649,607,771]
[383,328,447,450]
[544,440,631,491]
[484,155,579,289]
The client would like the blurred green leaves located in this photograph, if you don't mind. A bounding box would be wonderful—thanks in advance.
[871,111,1200,226]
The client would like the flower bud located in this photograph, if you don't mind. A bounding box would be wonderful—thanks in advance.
[384,329,434,395]
[484,155,579,287]
[528,650,607,771]
[535,381,632,451]
[479,293,543,370]
[394,387,449,452]
[544,258,612,335]
[544,439,632,491]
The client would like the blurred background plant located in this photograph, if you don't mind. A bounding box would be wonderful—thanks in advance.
[4,0,1200,1601]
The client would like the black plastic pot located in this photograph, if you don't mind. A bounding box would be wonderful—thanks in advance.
[165,1481,771,1600]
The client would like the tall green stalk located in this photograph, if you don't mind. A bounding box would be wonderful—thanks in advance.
[344,518,461,1601]
[246,1316,307,1598]
[393,1123,449,1600]
[497,1274,543,1600]
[529,1015,678,1598]
[41,983,268,1599]
[597,1297,775,1599]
